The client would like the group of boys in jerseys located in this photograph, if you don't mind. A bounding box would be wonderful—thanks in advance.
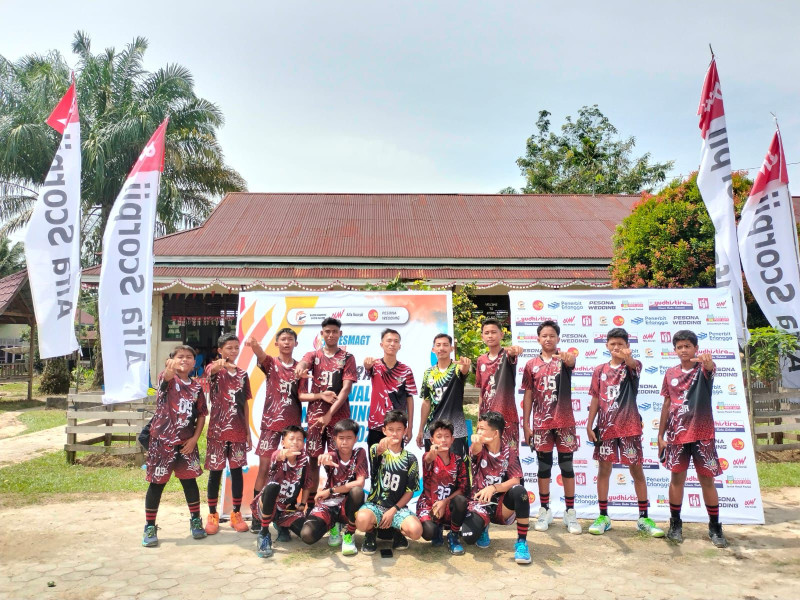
[141,315,729,565]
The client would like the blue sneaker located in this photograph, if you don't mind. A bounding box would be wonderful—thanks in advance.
[447,531,465,556]
[476,525,490,549]
[257,531,273,558]
[190,517,207,540]
[514,540,531,564]
[431,525,444,547]
[142,524,158,547]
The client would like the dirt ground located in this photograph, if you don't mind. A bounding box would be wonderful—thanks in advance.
[0,487,798,600]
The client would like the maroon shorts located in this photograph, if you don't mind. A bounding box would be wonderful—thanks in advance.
[593,435,643,465]
[530,426,578,453]
[308,500,347,528]
[205,439,248,470]
[416,497,454,525]
[665,439,722,477]
[306,423,336,458]
[274,508,306,528]
[467,494,516,527]
[146,438,202,484]
[256,430,282,457]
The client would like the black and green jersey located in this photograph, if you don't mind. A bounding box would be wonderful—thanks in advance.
[421,362,468,439]
[366,445,420,508]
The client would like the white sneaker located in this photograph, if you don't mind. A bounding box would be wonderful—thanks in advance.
[534,507,553,532]
[563,508,582,535]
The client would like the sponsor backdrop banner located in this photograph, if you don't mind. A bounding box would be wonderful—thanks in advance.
[510,288,764,525]
[221,291,453,515]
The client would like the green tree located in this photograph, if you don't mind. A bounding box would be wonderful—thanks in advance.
[0,238,24,277]
[505,105,673,195]
[747,327,800,390]
[39,357,71,394]
[0,31,246,264]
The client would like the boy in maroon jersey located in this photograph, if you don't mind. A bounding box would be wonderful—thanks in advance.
[256,425,312,558]
[364,328,417,448]
[300,418,367,556]
[658,330,727,548]
[204,333,252,534]
[459,411,531,564]
[520,319,581,535]
[586,328,663,538]
[475,318,523,448]
[247,329,303,532]
[294,316,358,506]
[142,346,208,547]
[417,419,469,555]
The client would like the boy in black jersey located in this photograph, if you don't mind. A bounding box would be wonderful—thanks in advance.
[355,410,423,554]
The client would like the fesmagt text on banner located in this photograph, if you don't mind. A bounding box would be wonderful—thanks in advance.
[510,288,764,525]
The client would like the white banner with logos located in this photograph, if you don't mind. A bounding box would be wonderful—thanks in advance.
[510,288,764,525]
[221,291,453,515]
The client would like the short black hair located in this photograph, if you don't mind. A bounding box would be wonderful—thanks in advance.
[537,320,560,336]
[479,411,506,434]
[281,424,306,439]
[481,318,502,332]
[606,327,629,344]
[217,333,239,348]
[383,409,408,427]
[381,328,401,341]
[169,344,196,358]
[333,418,360,436]
[275,327,298,341]
[433,333,453,345]
[429,419,454,436]
[672,330,698,348]
[321,317,342,329]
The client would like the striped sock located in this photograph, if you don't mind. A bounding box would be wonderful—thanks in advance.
[207,497,218,514]
[517,521,529,541]
[450,521,460,533]
[638,499,649,519]
[706,504,719,524]
[232,497,242,512]
[598,500,608,516]
[670,503,682,520]
[145,509,158,526]
[565,496,575,510]
[540,493,550,510]
[187,500,201,519]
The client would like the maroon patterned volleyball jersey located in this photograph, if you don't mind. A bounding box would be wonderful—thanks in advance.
[258,355,301,432]
[420,451,469,509]
[268,449,312,511]
[366,359,418,430]
[661,363,716,444]
[320,447,369,506]
[520,355,575,429]
[475,350,519,430]
[471,443,523,494]
[150,372,207,446]
[205,364,251,443]
[302,348,358,424]
[589,361,643,440]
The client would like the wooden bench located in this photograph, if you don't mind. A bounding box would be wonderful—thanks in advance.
[65,393,154,466]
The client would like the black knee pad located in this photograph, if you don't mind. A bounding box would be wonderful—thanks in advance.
[421,520,440,541]
[503,484,530,519]
[300,517,327,545]
[537,451,554,479]
[558,452,575,479]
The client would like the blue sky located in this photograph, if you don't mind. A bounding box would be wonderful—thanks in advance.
[4,0,800,194]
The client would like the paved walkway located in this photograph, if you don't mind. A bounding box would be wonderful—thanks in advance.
[1,487,798,599]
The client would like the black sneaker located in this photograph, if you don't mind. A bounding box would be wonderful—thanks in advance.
[666,517,683,544]
[276,525,291,542]
[708,522,729,548]
[392,530,409,550]
[250,517,261,534]
[362,531,377,555]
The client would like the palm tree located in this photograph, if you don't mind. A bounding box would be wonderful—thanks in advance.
[0,31,246,264]
[0,238,24,278]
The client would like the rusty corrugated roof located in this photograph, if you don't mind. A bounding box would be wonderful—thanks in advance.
[0,270,28,314]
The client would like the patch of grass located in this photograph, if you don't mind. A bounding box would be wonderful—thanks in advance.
[16,409,67,435]
[756,461,800,487]
[0,399,44,412]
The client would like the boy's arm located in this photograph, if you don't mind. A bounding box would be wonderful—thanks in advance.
[522,389,533,442]
[657,395,671,453]
[246,336,268,364]
[325,379,353,422]
[416,398,430,447]
[587,396,600,442]
[405,395,414,441]
[180,413,205,454]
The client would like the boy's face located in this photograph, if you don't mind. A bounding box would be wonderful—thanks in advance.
[380,333,401,356]
[476,420,498,442]
[382,421,406,444]
[606,337,629,354]
[431,427,453,450]
[537,326,559,352]
[432,337,452,360]
[275,332,298,354]
[321,325,341,348]
[219,340,239,362]
[171,349,195,375]
[334,430,357,455]
[481,324,502,347]
[282,431,305,454]
[674,340,698,361]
